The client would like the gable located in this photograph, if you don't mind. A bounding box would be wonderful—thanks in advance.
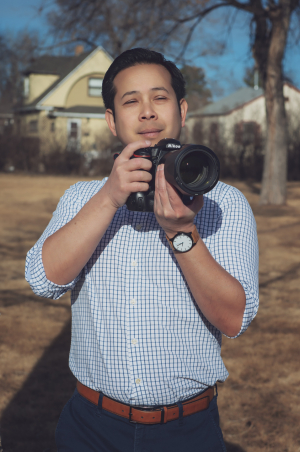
[38,48,112,108]
[25,74,60,105]
[65,73,105,108]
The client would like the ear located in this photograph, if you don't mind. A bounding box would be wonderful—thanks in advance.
[105,109,117,137]
[180,99,188,127]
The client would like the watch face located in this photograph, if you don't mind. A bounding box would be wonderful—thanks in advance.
[173,234,193,252]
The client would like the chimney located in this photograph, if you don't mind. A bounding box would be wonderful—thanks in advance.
[75,45,84,56]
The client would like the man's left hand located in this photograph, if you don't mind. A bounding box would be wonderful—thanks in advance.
[154,164,203,237]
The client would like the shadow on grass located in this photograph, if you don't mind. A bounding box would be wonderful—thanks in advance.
[225,443,246,452]
[1,320,246,452]
[1,320,75,452]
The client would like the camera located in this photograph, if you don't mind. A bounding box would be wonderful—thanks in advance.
[114,138,220,212]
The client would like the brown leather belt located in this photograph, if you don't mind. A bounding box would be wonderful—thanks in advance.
[77,381,214,424]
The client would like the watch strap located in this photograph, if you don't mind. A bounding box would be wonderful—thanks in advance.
[166,225,200,252]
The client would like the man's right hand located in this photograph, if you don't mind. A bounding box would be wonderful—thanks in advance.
[42,140,153,285]
[102,140,153,209]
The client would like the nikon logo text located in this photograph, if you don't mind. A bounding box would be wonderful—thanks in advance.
[166,144,181,148]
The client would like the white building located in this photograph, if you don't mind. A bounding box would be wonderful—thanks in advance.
[185,83,300,150]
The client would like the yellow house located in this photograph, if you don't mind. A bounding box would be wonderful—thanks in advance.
[16,46,114,156]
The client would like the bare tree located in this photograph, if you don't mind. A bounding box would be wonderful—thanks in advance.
[249,0,299,204]
[45,0,184,57]
[45,0,300,204]
[161,0,300,204]
[0,30,42,107]
[182,0,300,205]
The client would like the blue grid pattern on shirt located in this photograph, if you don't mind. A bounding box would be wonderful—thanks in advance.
[25,180,259,406]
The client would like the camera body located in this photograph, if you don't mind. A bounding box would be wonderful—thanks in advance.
[114,138,220,212]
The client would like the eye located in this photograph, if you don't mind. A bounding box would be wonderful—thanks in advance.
[124,99,137,105]
[154,96,168,102]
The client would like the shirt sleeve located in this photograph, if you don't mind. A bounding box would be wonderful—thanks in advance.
[25,179,106,300]
[213,186,259,338]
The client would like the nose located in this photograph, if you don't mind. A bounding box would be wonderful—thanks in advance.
[139,102,158,121]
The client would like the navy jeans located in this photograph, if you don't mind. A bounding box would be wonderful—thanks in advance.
[55,388,227,452]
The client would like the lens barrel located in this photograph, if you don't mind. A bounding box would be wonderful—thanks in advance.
[163,144,220,196]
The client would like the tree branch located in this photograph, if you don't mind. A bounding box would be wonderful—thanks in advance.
[175,16,204,62]
[224,0,265,15]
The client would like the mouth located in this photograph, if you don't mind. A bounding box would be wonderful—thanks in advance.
[138,129,163,139]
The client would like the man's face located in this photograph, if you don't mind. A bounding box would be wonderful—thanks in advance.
[105,64,188,146]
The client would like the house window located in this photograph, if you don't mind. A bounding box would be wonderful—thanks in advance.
[67,119,81,152]
[24,77,30,98]
[88,78,103,97]
[70,122,78,138]
[29,120,38,133]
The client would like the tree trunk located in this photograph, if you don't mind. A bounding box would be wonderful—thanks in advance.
[260,8,291,205]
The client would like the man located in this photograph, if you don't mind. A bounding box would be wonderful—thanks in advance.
[25,48,259,451]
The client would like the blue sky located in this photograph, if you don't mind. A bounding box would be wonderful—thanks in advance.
[1,0,300,100]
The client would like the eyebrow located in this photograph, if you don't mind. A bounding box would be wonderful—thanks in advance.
[121,87,169,100]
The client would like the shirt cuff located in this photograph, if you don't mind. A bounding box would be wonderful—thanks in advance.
[223,281,259,339]
[26,245,81,300]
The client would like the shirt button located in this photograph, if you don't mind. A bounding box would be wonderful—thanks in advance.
[135,378,141,385]
[136,224,142,231]
[132,338,138,345]
[130,298,137,305]
[131,260,137,267]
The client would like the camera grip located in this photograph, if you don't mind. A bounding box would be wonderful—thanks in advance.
[126,149,153,212]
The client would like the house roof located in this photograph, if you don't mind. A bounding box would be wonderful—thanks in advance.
[49,105,106,119]
[21,47,105,109]
[63,106,106,114]
[188,86,264,117]
[23,50,95,76]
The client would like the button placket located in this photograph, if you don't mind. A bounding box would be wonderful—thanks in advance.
[128,250,142,396]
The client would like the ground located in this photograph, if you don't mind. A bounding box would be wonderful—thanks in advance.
[0,174,299,452]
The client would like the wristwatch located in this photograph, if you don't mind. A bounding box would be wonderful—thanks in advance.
[166,225,200,253]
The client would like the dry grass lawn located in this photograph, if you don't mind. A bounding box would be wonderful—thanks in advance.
[0,174,300,452]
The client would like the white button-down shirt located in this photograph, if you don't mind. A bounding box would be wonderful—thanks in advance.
[25,179,259,406]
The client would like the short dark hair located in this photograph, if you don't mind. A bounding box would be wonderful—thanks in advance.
[102,48,186,116]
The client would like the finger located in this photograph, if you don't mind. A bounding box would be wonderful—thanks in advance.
[130,181,150,192]
[129,170,152,183]
[154,166,163,211]
[119,140,151,162]
[126,157,152,172]
[164,179,183,206]
[155,164,173,211]
[157,165,185,209]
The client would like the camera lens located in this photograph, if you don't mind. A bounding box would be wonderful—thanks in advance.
[179,151,208,186]
[163,143,220,196]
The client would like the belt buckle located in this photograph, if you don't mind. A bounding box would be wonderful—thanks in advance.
[128,406,136,423]
[160,407,165,424]
[128,405,165,424]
